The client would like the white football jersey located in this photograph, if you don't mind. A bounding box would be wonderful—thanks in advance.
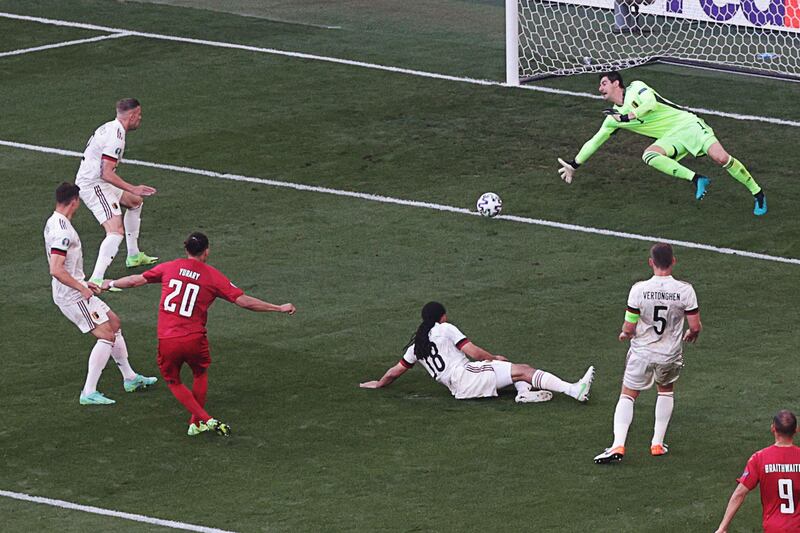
[75,118,126,188]
[43,212,87,306]
[401,322,470,388]
[627,275,698,359]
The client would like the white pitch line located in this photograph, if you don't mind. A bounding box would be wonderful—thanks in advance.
[1,137,798,266]
[0,11,799,128]
[0,489,236,533]
[0,32,130,58]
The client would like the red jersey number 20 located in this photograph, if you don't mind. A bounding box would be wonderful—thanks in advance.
[164,279,199,317]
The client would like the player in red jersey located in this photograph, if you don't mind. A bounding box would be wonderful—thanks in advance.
[716,410,800,533]
[103,232,296,436]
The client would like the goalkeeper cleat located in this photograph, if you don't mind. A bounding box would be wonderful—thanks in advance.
[594,446,625,464]
[574,365,595,402]
[693,175,710,200]
[753,191,767,216]
[515,390,554,403]
[79,391,116,405]
[206,418,231,437]
[126,252,159,268]
[124,374,158,392]
[187,421,210,436]
[651,443,669,456]
[91,277,120,292]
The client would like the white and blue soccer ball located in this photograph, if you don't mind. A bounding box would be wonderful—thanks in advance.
[476,192,502,218]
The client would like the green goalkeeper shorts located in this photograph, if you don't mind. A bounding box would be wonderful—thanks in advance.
[654,119,718,160]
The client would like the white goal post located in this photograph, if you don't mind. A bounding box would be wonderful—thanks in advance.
[506,0,800,83]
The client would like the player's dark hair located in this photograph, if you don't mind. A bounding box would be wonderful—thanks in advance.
[650,242,674,269]
[116,98,141,114]
[55,182,80,205]
[184,232,209,256]
[774,410,797,437]
[404,301,446,360]
[600,71,625,88]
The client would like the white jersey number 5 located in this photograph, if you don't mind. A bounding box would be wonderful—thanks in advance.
[164,279,199,317]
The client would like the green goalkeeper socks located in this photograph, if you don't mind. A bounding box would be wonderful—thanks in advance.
[642,151,695,181]
[724,157,762,195]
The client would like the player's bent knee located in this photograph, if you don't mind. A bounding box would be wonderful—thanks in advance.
[643,150,662,165]
[92,325,115,343]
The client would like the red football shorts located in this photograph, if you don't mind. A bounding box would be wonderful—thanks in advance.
[157,333,211,384]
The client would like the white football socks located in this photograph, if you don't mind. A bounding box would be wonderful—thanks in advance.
[82,339,113,396]
[110,330,137,381]
[652,392,675,446]
[611,394,636,449]
[90,233,123,281]
[532,369,571,395]
[123,204,142,257]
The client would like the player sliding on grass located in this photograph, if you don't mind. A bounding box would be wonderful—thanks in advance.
[558,71,767,216]
[103,232,296,437]
[360,302,594,403]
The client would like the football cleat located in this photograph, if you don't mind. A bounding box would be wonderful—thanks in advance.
[574,365,595,402]
[79,391,116,405]
[693,176,711,200]
[594,446,625,464]
[753,191,767,216]
[206,418,231,437]
[126,252,159,268]
[91,278,120,292]
[515,390,554,403]
[124,374,158,392]
[187,421,210,436]
[651,443,669,456]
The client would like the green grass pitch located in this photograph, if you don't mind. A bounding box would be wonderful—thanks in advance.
[1,0,799,531]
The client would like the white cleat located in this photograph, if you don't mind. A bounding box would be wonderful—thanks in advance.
[515,390,554,403]
[574,365,595,402]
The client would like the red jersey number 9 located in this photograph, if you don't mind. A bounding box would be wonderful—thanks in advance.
[164,279,200,317]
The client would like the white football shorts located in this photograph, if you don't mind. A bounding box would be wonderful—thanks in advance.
[58,296,111,334]
[450,360,513,399]
[622,348,683,391]
[80,183,122,224]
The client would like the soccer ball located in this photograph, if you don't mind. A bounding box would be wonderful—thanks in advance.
[476,192,502,218]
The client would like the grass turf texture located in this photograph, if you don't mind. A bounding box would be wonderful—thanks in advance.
[1,0,799,531]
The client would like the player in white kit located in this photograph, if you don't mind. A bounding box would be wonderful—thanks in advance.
[45,183,157,405]
[594,243,702,464]
[360,302,594,403]
[75,98,158,287]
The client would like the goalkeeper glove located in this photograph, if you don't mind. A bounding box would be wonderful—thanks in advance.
[603,108,630,122]
[557,158,579,184]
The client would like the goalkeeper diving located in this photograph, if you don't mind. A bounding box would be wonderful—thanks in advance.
[558,71,767,216]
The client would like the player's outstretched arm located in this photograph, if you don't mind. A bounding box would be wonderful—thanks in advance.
[683,312,702,343]
[102,274,147,290]
[360,362,408,389]
[715,483,750,533]
[461,342,507,362]
[558,122,615,184]
[234,294,296,314]
[101,159,157,197]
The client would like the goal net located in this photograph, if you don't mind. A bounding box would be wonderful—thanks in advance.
[506,0,800,82]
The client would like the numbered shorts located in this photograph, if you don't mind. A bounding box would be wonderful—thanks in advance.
[654,119,717,160]
[57,296,111,334]
[450,361,513,399]
[622,349,683,391]
[157,333,211,385]
[79,182,123,224]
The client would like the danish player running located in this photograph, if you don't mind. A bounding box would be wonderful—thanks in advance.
[360,302,594,404]
[44,183,157,405]
[103,232,296,436]
[594,242,702,464]
[716,410,800,533]
[76,98,159,288]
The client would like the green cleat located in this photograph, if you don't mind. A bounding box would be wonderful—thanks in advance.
[124,374,158,392]
[79,391,116,405]
[206,418,231,437]
[126,252,159,268]
[187,421,210,436]
[91,277,120,292]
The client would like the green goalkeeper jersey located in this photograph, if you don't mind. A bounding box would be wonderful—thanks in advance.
[575,80,700,165]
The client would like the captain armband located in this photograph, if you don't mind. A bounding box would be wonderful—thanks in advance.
[624,310,640,324]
